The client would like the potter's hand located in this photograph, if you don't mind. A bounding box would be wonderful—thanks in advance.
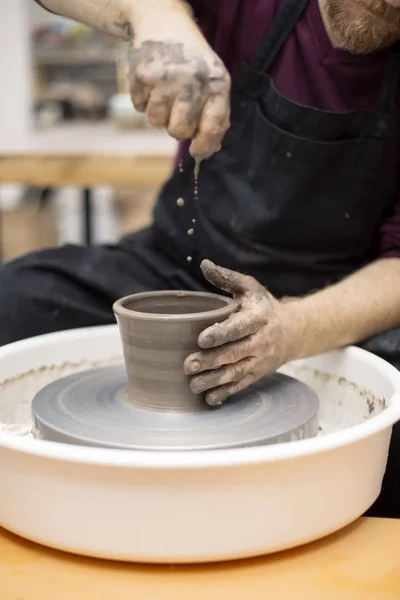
[38,1,230,158]
[129,9,230,159]
[184,261,294,406]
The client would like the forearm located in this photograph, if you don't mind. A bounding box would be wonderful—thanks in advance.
[286,258,400,360]
[37,0,193,40]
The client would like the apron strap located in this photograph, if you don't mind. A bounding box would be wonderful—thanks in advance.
[248,0,309,74]
[380,42,400,113]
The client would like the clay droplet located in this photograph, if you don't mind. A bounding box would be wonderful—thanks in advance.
[187,228,194,236]
[192,218,196,223]
[194,158,202,180]
[187,256,193,263]
[177,198,185,207]
[179,160,184,173]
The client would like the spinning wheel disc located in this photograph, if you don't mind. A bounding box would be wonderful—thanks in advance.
[32,365,319,451]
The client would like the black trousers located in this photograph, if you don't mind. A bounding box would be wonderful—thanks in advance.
[1,227,399,517]
[0,229,212,343]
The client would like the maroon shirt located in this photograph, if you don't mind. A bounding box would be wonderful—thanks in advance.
[35,0,400,258]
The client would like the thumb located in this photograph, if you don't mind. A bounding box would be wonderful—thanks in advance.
[200,260,252,295]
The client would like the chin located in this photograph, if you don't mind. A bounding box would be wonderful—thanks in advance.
[339,31,399,54]
[332,20,399,53]
[326,0,400,53]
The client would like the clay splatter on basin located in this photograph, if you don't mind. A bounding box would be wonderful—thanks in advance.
[0,358,386,440]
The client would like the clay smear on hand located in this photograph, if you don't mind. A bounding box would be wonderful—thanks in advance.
[128,41,229,158]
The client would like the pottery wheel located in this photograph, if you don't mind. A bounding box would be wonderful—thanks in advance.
[31,366,320,451]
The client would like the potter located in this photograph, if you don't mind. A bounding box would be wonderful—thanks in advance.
[3,0,400,517]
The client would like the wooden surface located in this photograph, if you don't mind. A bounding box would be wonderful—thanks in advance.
[0,124,176,187]
[0,154,173,187]
[1,517,400,599]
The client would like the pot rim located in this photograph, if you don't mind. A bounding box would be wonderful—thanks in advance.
[113,291,237,322]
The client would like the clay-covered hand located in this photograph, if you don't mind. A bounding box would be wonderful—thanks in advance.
[184,261,296,406]
[129,9,231,159]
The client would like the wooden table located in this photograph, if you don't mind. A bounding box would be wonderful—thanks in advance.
[0,125,176,188]
[0,124,175,248]
[0,154,173,188]
[1,517,400,599]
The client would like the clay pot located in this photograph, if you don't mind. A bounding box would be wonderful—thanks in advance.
[113,291,237,411]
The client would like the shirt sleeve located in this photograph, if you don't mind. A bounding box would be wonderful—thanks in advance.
[379,196,400,259]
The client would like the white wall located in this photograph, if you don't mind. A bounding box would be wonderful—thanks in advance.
[0,0,32,138]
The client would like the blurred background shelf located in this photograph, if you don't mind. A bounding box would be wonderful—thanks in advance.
[0,1,179,262]
[35,48,118,65]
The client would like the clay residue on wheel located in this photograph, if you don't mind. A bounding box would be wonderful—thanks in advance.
[0,356,122,435]
[0,356,122,388]
[281,364,387,435]
[0,356,389,443]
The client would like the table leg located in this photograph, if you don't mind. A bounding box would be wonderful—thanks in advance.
[82,188,93,246]
[0,187,3,263]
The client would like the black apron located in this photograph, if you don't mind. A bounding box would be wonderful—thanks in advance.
[153,0,400,516]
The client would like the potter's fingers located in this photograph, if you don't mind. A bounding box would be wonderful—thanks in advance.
[168,87,203,140]
[146,86,174,128]
[189,94,230,159]
[190,357,257,395]
[198,311,263,349]
[200,260,257,296]
[129,74,152,112]
[184,337,255,374]
[205,373,256,407]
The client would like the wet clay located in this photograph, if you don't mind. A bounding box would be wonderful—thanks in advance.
[187,158,202,242]
[193,158,201,203]
[194,157,202,181]
[128,40,228,135]
[113,291,237,411]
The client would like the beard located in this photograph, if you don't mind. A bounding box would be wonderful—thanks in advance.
[324,0,400,53]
